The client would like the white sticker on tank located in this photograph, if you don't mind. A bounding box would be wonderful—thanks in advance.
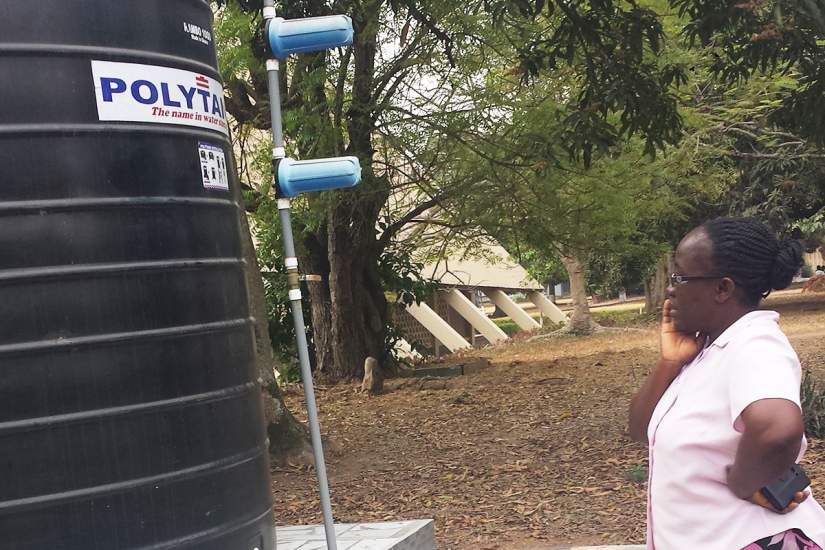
[198,142,229,191]
[183,22,213,45]
[91,60,228,135]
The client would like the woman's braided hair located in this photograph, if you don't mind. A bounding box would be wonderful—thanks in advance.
[701,217,803,306]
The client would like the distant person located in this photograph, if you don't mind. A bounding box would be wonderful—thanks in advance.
[629,217,825,549]
[815,265,825,276]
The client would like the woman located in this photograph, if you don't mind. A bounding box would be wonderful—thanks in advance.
[629,217,825,549]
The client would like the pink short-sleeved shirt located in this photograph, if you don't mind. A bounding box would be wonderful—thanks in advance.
[647,310,825,549]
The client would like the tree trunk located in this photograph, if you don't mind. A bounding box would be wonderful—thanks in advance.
[222,0,391,383]
[319,2,389,381]
[561,252,596,335]
[644,251,673,315]
[326,187,388,380]
[238,203,312,463]
[300,227,335,376]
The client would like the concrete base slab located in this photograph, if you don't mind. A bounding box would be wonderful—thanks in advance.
[275,519,435,550]
[524,546,645,550]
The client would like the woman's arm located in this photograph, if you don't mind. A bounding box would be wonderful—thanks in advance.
[628,300,703,443]
[629,358,684,443]
[727,398,804,499]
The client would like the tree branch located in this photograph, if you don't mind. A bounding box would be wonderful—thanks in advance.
[396,0,455,67]
[378,195,444,249]
[730,152,825,159]
[372,30,427,101]
[333,46,352,153]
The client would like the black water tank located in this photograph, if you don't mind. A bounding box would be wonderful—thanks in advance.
[0,2,274,548]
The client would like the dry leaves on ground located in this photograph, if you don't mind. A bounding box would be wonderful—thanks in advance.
[272,292,825,550]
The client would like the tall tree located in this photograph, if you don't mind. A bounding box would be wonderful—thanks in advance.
[215,0,701,374]
[413,8,685,332]
[215,0,478,379]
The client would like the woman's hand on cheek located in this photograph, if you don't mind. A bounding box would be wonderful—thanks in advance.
[660,299,704,366]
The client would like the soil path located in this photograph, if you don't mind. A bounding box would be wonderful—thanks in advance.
[271,292,825,549]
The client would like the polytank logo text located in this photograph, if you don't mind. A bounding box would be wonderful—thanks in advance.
[91,60,229,136]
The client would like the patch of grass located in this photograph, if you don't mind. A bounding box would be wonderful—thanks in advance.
[493,318,521,336]
[801,263,814,278]
[539,320,566,333]
[626,463,647,484]
[493,317,562,336]
[592,309,657,328]
[277,362,303,384]
[802,369,825,438]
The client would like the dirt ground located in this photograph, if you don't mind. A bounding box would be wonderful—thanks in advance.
[271,291,825,550]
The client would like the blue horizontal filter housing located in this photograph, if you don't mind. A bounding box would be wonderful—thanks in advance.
[0,1,274,549]
[268,15,354,58]
[277,156,362,197]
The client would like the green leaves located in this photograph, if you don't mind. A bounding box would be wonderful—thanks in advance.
[672,0,825,144]
[559,111,618,166]
[484,0,686,165]
[378,243,435,307]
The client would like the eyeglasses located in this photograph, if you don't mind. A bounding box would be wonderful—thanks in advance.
[669,273,723,286]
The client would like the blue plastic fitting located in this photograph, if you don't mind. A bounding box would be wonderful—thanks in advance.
[268,15,354,59]
[277,156,361,197]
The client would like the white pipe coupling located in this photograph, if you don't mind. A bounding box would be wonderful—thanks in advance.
[288,289,302,301]
[284,257,298,269]
[277,198,291,210]
[273,146,285,159]
[263,6,277,19]
[266,59,280,71]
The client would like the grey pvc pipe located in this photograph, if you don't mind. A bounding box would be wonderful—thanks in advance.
[263,4,338,549]
[266,66,284,153]
[277,206,338,550]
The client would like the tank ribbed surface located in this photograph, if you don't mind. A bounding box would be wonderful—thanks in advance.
[0,2,274,548]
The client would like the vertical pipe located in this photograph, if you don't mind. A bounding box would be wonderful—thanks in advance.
[277,201,337,550]
[266,64,285,156]
[262,5,338,549]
